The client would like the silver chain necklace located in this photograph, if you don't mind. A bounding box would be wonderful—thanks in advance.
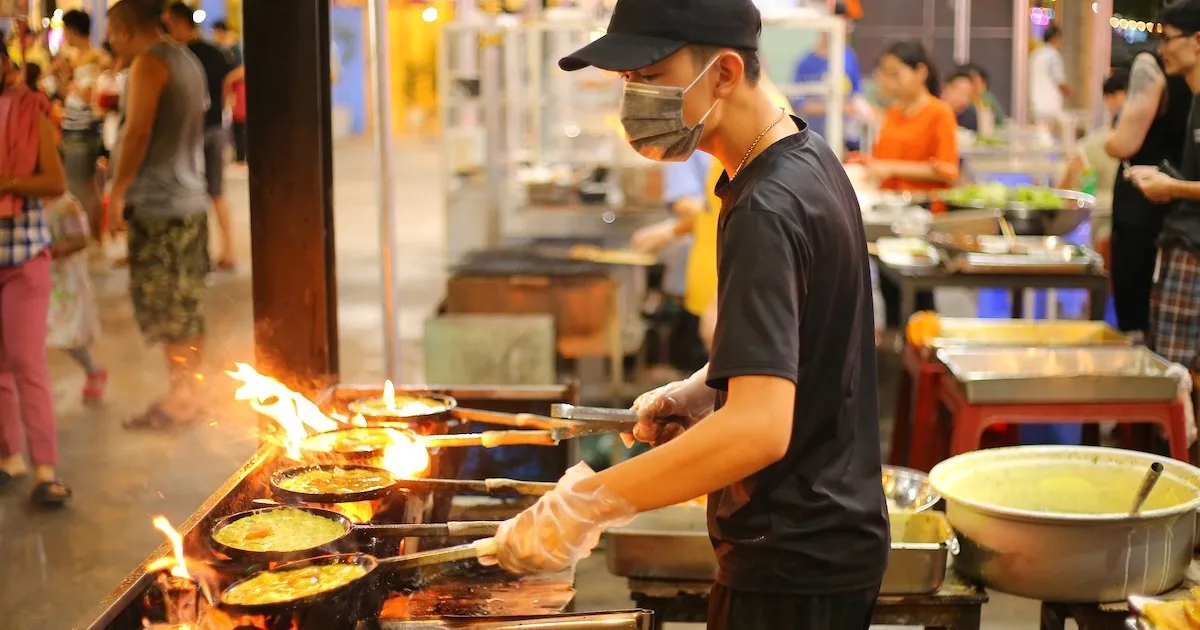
[733,107,787,178]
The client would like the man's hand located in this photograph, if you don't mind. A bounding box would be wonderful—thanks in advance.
[107,188,127,233]
[671,195,705,221]
[492,462,637,575]
[629,220,678,255]
[625,367,716,447]
[1128,166,1178,204]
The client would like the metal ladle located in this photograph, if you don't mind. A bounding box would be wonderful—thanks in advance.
[1130,462,1165,515]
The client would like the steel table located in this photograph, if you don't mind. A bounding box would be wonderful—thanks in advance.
[873,258,1109,324]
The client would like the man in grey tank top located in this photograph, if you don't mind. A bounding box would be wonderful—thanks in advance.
[107,0,210,429]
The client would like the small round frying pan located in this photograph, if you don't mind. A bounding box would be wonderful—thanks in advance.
[346,392,459,427]
[218,553,379,616]
[218,540,497,616]
[209,505,501,563]
[270,464,400,504]
[298,426,413,464]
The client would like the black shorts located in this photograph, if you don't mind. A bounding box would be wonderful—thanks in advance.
[203,126,227,198]
[707,583,879,630]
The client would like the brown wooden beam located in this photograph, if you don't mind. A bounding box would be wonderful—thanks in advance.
[243,0,339,389]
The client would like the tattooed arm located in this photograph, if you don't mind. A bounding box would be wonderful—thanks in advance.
[1105,53,1165,159]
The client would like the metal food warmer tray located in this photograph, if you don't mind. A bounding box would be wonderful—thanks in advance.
[933,235,1102,275]
[81,383,653,630]
[936,347,1180,404]
[928,318,1129,350]
[605,507,957,596]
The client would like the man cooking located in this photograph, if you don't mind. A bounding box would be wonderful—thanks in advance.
[489,0,890,627]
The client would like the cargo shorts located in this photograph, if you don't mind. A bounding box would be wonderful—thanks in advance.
[128,213,210,344]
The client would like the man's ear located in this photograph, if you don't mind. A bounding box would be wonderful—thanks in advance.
[713,52,744,99]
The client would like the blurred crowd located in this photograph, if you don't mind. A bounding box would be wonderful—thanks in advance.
[0,0,245,507]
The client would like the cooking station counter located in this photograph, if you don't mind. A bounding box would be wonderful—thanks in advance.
[79,384,653,630]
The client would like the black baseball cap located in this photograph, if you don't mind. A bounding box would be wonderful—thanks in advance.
[559,0,761,72]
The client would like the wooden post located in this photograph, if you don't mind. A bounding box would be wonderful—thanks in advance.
[243,0,339,391]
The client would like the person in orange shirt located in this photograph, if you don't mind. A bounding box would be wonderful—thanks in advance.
[865,40,959,192]
[863,39,960,328]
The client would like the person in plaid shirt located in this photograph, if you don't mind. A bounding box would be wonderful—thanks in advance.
[0,45,72,506]
[1128,0,1200,404]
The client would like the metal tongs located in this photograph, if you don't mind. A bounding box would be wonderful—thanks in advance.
[426,406,639,448]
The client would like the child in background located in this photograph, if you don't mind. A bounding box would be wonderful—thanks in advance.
[44,193,107,401]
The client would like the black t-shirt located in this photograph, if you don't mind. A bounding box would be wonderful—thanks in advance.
[705,116,890,594]
[1165,93,1200,253]
[187,39,232,129]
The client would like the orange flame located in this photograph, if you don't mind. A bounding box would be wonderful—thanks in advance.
[380,429,431,478]
[226,365,432,481]
[150,516,191,580]
[324,500,376,525]
[226,363,340,458]
[384,380,396,412]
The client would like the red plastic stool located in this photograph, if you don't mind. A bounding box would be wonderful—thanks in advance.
[888,344,944,470]
[937,382,1190,462]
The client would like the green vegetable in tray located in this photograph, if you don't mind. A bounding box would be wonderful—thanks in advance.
[974,134,1007,147]
[1011,186,1065,209]
[939,185,1065,210]
[940,183,1009,208]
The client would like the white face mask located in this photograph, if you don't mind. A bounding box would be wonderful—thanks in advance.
[619,56,720,162]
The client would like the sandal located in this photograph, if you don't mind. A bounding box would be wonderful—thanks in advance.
[31,480,71,507]
[215,259,236,272]
[83,369,109,403]
[123,404,183,430]
[0,470,27,491]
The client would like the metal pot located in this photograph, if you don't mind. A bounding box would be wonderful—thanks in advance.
[930,446,1200,603]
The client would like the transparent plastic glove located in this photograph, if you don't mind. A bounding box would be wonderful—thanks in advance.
[488,462,637,575]
[624,368,716,448]
[1164,363,1196,445]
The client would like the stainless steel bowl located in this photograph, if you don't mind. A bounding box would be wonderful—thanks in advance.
[883,465,940,512]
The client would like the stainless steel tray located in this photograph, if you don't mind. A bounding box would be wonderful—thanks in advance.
[605,505,712,581]
[874,237,941,270]
[605,507,955,595]
[936,347,1180,404]
[881,511,956,595]
[935,235,1101,274]
[943,250,1100,274]
[929,318,1129,350]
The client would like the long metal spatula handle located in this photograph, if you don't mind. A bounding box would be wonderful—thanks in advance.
[356,521,500,538]
[379,537,498,570]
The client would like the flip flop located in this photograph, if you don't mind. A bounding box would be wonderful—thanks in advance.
[31,480,71,507]
[0,470,27,491]
[123,404,181,431]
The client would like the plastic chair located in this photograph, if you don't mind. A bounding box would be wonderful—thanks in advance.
[937,383,1190,462]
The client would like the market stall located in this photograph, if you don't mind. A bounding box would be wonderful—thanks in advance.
[79,382,659,630]
[78,0,652,627]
